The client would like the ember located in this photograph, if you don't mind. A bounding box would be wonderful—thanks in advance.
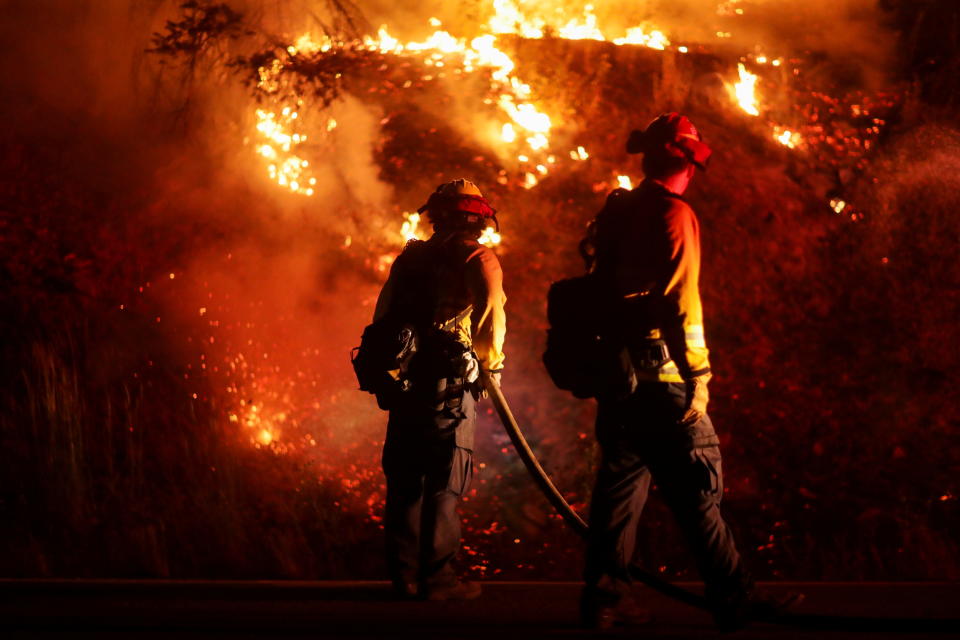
[2,0,958,586]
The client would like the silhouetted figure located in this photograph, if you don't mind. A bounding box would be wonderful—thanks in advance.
[372,179,505,601]
[578,114,797,630]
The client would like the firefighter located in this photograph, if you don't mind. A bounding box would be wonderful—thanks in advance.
[579,113,797,630]
[372,179,506,601]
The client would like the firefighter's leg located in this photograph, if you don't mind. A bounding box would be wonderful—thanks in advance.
[419,442,472,588]
[649,411,747,598]
[382,423,425,593]
[383,468,424,592]
[584,401,652,593]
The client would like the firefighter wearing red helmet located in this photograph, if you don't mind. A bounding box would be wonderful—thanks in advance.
[578,114,798,629]
[371,178,505,601]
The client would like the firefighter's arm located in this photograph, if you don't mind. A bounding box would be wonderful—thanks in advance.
[465,246,507,372]
[661,201,711,381]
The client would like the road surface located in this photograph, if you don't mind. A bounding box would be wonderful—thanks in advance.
[2,580,958,638]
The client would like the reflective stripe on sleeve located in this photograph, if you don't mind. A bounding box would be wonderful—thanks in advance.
[685,324,706,348]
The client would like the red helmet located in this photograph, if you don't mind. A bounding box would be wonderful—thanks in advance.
[417,179,497,226]
[626,112,712,170]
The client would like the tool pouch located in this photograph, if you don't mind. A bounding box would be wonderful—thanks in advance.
[351,319,419,410]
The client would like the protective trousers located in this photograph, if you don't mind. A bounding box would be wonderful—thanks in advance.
[382,388,475,589]
[584,382,748,602]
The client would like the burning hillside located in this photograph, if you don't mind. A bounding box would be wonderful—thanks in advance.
[1,0,958,581]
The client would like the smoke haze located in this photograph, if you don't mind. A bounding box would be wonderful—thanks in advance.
[2,0,956,581]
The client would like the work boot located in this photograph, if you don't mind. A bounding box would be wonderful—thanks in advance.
[580,585,652,630]
[711,586,804,632]
[422,579,482,601]
[391,580,419,600]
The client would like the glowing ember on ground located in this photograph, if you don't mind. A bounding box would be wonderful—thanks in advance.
[830,198,847,214]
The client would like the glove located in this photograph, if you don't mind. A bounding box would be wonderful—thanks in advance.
[458,351,480,384]
[681,373,711,425]
[478,370,502,399]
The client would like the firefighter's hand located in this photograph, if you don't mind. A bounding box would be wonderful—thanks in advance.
[479,370,502,399]
[682,373,711,425]
[460,351,480,384]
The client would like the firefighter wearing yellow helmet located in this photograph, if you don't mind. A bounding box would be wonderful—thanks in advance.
[371,178,505,601]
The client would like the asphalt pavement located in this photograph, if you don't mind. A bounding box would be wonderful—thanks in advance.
[2,579,958,639]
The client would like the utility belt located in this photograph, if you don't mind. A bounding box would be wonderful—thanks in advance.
[627,339,671,371]
[408,326,480,419]
[352,305,476,411]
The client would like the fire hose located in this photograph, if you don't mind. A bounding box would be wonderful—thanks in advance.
[479,371,709,611]
[479,373,960,633]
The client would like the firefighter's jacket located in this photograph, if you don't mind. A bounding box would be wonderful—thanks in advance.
[373,231,507,373]
[592,180,711,383]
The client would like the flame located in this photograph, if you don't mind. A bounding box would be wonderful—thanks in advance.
[488,0,545,38]
[249,1,688,202]
[613,27,670,50]
[230,399,283,447]
[247,0,865,262]
[400,212,424,243]
[558,4,604,41]
[734,63,760,116]
[571,146,589,161]
[478,226,502,247]
[774,127,802,149]
[253,111,316,196]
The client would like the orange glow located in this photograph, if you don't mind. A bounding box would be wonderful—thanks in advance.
[400,212,424,243]
[230,399,284,447]
[245,0,841,278]
[613,26,670,50]
[734,63,760,116]
[248,0,693,203]
[478,226,502,247]
[774,127,802,149]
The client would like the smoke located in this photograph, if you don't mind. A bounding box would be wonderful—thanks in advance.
[6,0,949,581]
[610,0,893,76]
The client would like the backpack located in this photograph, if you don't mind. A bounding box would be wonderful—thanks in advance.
[542,189,638,399]
[351,238,474,409]
[351,320,419,410]
[542,273,636,399]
